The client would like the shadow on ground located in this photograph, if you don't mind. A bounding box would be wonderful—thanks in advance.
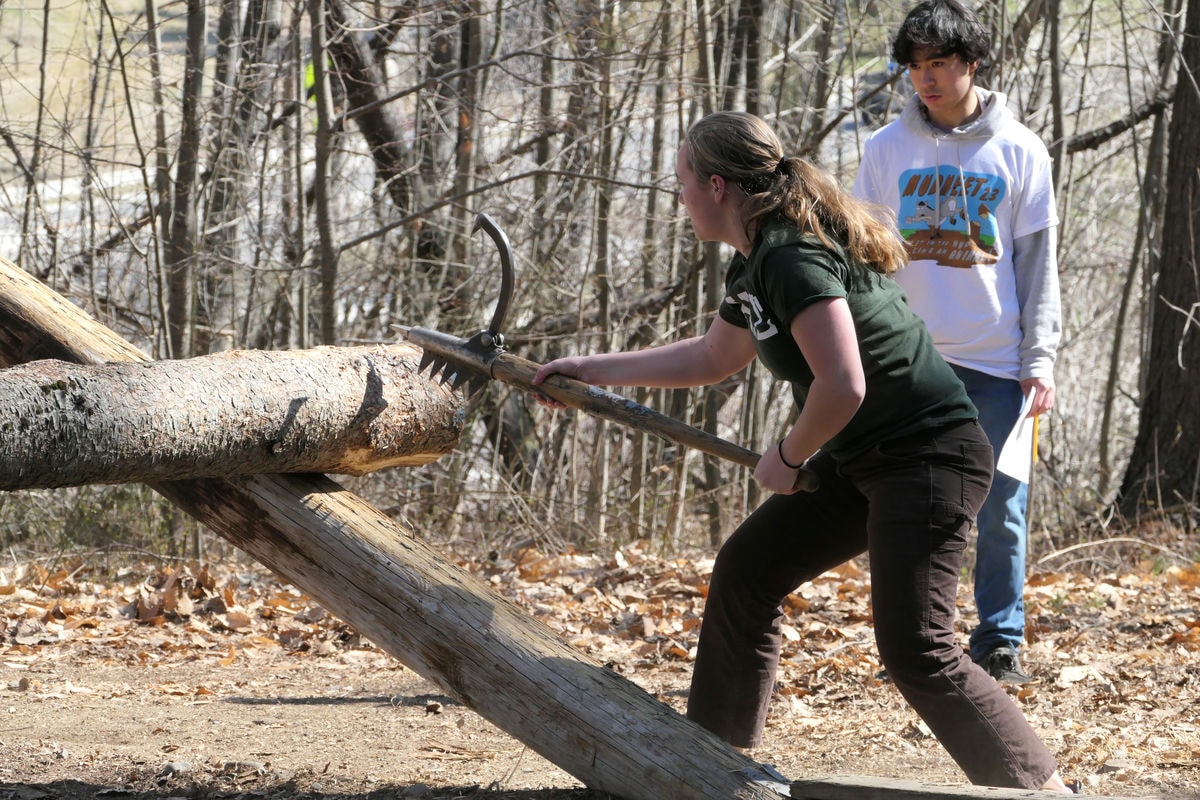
[223,692,459,708]
[0,781,617,800]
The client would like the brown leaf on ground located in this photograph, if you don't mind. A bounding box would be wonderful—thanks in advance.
[0,545,1197,799]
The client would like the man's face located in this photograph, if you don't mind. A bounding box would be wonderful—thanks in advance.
[905,46,980,128]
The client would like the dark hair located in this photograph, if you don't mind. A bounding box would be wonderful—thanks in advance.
[891,0,991,67]
[684,112,906,275]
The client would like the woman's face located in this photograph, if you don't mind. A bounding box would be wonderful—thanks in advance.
[676,144,723,243]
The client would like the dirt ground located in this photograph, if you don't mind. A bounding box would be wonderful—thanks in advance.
[1,544,1198,800]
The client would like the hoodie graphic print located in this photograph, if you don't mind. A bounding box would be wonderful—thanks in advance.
[896,165,1005,268]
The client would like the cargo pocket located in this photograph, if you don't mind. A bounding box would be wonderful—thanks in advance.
[930,501,972,550]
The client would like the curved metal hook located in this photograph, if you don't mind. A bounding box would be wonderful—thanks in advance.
[472,212,515,348]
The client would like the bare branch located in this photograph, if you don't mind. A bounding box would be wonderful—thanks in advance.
[1066,87,1173,153]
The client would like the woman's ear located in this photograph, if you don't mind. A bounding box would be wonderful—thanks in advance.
[710,174,727,197]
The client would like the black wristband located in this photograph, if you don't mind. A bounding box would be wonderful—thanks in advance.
[777,440,804,470]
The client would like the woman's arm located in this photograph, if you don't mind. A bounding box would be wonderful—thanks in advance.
[757,297,866,493]
[532,316,757,390]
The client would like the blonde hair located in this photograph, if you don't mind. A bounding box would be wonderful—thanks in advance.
[684,111,906,275]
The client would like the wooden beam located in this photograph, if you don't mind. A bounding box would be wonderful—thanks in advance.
[791,776,1151,800]
[0,255,788,800]
[0,345,463,489]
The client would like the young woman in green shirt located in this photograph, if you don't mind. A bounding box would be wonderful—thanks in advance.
[533,111,1071,792]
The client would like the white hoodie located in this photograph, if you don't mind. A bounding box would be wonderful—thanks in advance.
[854,88,1060,382]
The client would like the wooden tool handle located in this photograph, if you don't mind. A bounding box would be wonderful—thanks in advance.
[488,351,819,493]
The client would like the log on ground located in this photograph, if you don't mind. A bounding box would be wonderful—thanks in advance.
[0,346,464,490]
[0,255,788,800]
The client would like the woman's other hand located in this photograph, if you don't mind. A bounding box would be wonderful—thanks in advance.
[754,443,807,494]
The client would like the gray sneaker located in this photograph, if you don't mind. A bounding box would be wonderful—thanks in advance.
[976,646,1033,684]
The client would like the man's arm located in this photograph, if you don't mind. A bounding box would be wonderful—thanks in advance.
[1012,226,1061,414]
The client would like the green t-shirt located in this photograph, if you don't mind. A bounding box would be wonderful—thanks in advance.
[718,222,977,462]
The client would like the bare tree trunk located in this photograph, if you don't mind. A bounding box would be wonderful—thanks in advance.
[592,2,616,541]
[1046,0,1065,187]
[164,0,208,359]
[145,0,173,358]
[324,0,414,213]
[193,0,242,356]
[742,0,765,114]
[719,0,764,112]
[694,0,717,114]
[1119,0,1200,519]
[267,10,308,352]
[451,0,482,247]
[0,243,787,800]
[630,5,674,533]
[700,240,725,547]
[211,0,243,119]
[1098,1,1179,498]
[983,0,1047,86]
[399,6,457,334]
[532,0,555,254]
[197,0,286,354]
[17,0,52,272]
[309,0,339,345]
[804,0,837,144]
[0,342,462,490]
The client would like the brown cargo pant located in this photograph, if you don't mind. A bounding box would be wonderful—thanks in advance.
[685,419,1059,789]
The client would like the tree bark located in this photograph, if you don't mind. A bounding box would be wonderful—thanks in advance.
[309,0,339,346]
[1118,0,1200,518]
[196,0,288,354]
[1098,7,1178,500]
[164,0,207,359]
[0,344,463,490]
[0,256,787,800]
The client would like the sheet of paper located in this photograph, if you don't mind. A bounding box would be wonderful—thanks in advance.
[995,390,1037,483]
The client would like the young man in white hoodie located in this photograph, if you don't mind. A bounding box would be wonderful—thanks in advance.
[854,0,1061,684]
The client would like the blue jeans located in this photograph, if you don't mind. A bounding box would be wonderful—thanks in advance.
[950,365,1029,661]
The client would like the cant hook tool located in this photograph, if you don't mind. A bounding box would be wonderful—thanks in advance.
[395,212,818,492]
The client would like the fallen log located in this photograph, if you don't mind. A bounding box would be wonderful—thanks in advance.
[0,255,788,800]
[0,346,464,489]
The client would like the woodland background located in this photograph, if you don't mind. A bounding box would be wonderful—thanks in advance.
[0,0,1198,571]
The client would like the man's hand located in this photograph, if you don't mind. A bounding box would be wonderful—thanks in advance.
[1021,376,1056,417]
